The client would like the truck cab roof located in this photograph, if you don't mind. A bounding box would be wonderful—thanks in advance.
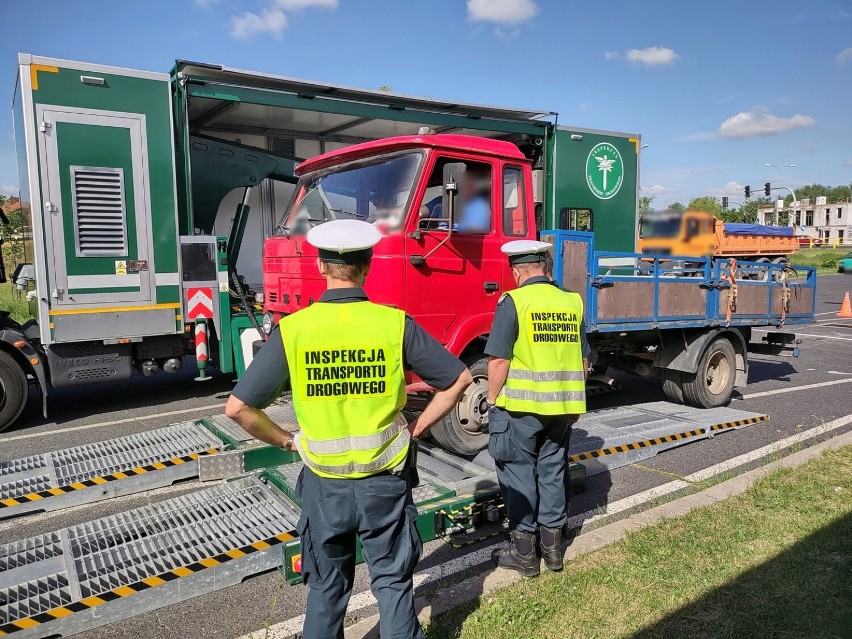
[296,134,529,175]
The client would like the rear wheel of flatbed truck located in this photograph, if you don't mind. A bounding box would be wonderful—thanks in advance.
[429,354,490,456]
[679,337,736,408]
[0,350,28,433]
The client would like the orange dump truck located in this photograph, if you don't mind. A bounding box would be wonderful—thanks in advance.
[638,209,798,264]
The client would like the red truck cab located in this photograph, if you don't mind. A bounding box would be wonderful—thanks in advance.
[262,134,535,452]
[264,134,535,356]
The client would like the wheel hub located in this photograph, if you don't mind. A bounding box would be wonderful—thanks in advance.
[456,376,489,433]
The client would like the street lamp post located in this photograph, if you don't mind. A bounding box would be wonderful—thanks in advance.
[764,163,797,225]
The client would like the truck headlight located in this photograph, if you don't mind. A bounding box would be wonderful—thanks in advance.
[262,312,274,335]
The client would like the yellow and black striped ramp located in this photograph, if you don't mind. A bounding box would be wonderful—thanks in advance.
[0,476,299,638]
[566,403,769,475]
[0,449,218,511]
[0,421,225,518]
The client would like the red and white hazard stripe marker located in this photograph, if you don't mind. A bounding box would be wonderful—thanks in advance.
[195,318,212,382]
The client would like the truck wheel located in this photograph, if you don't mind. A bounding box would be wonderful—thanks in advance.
[754,257,771,282]
[681,337,736,408]
[661,368,685,404]
[0,350,28,433]
[429,354,489,456]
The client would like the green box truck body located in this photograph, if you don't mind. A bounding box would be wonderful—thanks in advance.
[2,53,639,432]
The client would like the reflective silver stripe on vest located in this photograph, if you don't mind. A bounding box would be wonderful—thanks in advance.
[499,388,586,403]
[301,414,409,455]
[507,370,585,382]
[295,428,411,476]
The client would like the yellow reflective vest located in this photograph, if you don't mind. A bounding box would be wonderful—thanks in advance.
[280,301,409,479]
[495,283,586,415]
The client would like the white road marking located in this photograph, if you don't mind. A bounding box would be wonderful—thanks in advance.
[827,370,850,375]
[238,412,852,639]
[737,377,852,400]
[814,311,841,316]
[754,330,852,342]
[686,413,852,482]
[0,403,226,443]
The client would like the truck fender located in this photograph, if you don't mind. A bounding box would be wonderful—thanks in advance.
[0,325,50,416]
[653,328,748,387]
[443,312,494,360]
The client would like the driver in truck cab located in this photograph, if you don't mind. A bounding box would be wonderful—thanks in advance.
[485,240,590,577]
[225,219,472,639]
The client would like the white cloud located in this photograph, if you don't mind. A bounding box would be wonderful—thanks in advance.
[626,46,679,66]
[230,7,287,39]
[641,184,670,194]
[707,181,746,198]
[604,50,619,60]
[718,112,815,139]
[0,185,18,196]
[194,0,218,6]
[274,0,337,9]
[837,47,852,64]
[467,0,538,24]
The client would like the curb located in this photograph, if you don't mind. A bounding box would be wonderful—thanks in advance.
[345,428,852,638]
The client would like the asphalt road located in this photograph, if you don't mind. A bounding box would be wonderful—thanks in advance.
[1,274,851,639]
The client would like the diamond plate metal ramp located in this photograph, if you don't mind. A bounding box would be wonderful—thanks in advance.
[469,402,768,478]
[0,476,299,638]
[568,402,768,476]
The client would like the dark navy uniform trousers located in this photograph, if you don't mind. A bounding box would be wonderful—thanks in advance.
[488,407,571,534]
[296,466,425,639]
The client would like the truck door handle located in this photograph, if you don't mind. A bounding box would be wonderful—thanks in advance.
[484,282,499,292]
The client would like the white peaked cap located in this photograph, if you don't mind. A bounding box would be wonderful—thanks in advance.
[306,220,382,263]
[500,240,553,264]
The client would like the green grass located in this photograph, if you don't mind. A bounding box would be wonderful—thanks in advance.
[792,247,850,275]
[425,446,852,639]
[0,281,31,324]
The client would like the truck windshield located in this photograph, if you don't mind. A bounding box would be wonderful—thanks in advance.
[278,152,422,235]
[639,214,682,238]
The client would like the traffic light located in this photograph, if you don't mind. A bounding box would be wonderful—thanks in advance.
[722,197,729,208]
[744,185,751,198]
[764,182,771,196]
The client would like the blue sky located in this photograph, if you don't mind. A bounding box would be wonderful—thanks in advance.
[1,0,850,206]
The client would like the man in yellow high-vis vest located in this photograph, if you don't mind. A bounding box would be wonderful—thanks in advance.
[225,220,472,639]
[485,240,589,577]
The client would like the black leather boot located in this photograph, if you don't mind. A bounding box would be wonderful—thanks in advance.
[491,530,540,577]
[539,526,564,572]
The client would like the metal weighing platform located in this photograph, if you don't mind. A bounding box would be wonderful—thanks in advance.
[0,405,298,520]
[0,401,768,638]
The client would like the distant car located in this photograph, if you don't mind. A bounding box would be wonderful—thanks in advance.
[797,236,823,247]
[839,252,852,274]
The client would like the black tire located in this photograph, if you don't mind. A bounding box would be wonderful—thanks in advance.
[0,350,28,433]
[429,354,490,456]
[681,337,736,408]
[661,368,685,404]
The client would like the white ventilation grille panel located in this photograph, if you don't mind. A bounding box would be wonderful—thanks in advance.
[71,166,128,257]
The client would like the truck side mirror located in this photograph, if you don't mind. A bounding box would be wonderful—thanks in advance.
[440,162,467,227]
[410,162,467,266]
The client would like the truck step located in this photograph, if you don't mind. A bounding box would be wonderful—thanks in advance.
[0,476,299,639]
[0,405,294,520]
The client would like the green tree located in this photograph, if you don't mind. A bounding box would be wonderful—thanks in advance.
[639,195,654,216]
[687,196,722,216]
[667,201,685,211]
[782,183,852,205]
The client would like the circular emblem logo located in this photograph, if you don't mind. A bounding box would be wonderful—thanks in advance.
[585,143,624,200]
